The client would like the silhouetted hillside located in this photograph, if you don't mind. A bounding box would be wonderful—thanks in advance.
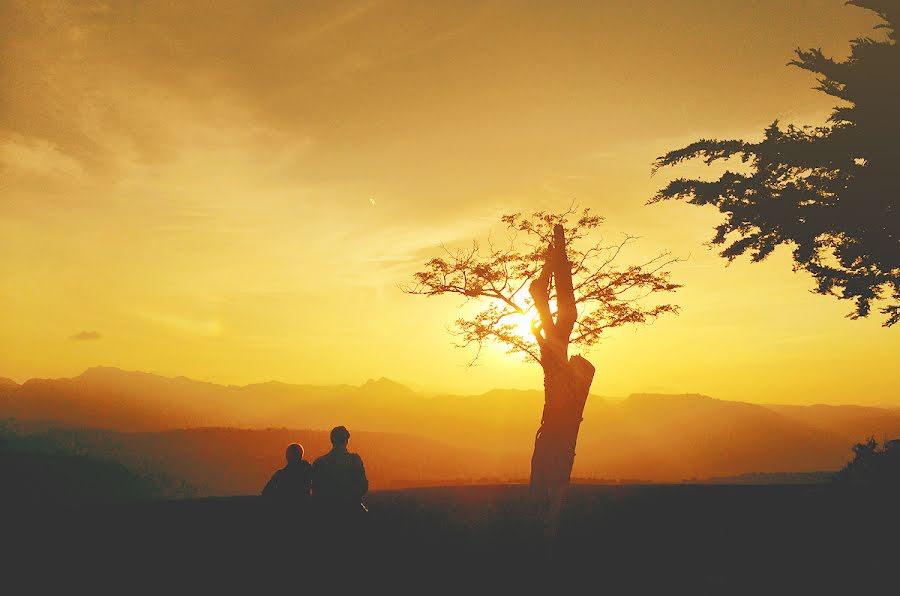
[2,369,898,483]
[0,452,161,504]
[0,424,161,504]
[573,393,850,481]
[0,421,505,497]
[767,404,900,446]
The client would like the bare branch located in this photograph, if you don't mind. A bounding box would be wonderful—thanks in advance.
[529,247,554,344]
[551,224,577,340]
[405,206,681,364]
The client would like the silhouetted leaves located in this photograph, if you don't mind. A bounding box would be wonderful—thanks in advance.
[404,207,681,364]
[837,436,900,487]
[652,0,899,326]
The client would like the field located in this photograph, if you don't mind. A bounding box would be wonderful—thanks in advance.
[6,483,898,593]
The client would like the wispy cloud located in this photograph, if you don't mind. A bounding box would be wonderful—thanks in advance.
[0,135,84,180]
[70,330,102,341]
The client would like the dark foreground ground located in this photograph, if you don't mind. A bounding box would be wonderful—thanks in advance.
[4,483,899,593]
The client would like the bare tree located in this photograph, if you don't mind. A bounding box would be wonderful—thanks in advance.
[404,207,681,504]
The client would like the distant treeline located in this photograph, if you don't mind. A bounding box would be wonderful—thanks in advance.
[0,419,165,503]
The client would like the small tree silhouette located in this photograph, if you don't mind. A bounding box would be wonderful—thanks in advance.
[404,207,680,503]
[837,436,900,487]
[651,0,899,326]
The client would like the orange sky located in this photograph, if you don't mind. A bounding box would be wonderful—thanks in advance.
[1,1,897,405]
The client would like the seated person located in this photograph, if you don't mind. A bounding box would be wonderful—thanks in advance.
[262,443,312,503]
[312,426,368,513]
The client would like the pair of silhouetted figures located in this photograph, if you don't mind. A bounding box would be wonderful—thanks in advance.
[262,425,368,516]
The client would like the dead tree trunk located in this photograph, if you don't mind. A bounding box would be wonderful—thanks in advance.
[528,224,596,505]
[529,350,595,503]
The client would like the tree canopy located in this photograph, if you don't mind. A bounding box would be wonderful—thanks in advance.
[403,207,681,364]
[836,436,900,487]
[651,0,899,326]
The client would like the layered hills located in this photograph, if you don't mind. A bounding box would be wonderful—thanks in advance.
[2,367,898,495]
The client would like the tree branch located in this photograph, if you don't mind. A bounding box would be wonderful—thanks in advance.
[551,224,577,340]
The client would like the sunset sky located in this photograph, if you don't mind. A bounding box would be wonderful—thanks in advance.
[2,0,897,405]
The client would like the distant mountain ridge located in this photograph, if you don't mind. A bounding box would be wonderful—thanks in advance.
[0,377,20,391]
[2,367,899,482]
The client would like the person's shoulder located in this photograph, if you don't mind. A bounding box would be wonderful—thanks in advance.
[299,460,312,470]
[312,453,330,466]
[348,452,364,463]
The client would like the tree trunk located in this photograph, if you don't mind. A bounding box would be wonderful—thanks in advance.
[529,352,595,504]
[526,223,595,518]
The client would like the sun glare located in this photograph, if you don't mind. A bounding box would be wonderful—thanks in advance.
[511,313,538,341]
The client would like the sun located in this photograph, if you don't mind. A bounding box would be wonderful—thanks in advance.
[510,312,539,342]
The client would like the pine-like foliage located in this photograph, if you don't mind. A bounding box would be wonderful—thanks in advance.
[651,1,899,326]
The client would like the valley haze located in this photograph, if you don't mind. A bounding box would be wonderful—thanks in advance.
[3,366,898,496]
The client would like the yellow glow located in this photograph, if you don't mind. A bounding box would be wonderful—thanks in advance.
[511,313,539,344]
[0,1,897,406]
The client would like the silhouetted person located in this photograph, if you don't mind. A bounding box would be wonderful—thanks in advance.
[262,443,311,504]
[312,426,368,515]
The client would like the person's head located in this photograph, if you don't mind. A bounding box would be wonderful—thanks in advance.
[285,443,304,465]
[330,425,350,449]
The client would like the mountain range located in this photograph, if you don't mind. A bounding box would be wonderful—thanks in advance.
[2,367,899,489]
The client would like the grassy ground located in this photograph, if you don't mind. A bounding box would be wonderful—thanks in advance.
[5,483,898,593]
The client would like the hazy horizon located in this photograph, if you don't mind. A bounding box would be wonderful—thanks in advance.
[2,1,898,405]
[2,364,898,408]
[5,361,900,487]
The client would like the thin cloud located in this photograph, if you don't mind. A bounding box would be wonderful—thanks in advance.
[0,135,84,179]
[70,330,102,341]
